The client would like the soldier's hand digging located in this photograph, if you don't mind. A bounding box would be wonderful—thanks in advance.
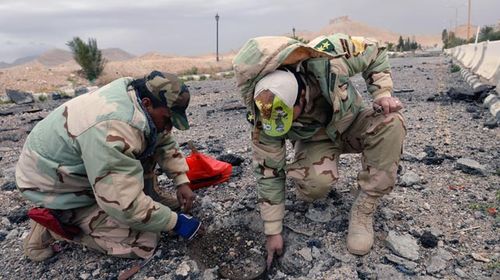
[266,234,284,269]
[176,183,195,213]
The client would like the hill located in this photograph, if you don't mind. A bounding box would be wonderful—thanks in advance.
[297,16,442,48]
[0,48,136,69]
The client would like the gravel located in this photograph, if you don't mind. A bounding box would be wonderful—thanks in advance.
[0,55,499,279]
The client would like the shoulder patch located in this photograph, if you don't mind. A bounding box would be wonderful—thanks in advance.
[313,38,336,53]
[351,36,367,56]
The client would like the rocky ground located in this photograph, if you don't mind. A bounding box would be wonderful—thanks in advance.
[0,55,499,280]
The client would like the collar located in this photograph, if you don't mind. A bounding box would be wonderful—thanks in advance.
[134,89,158,160]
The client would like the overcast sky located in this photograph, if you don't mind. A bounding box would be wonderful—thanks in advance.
[0,0,498,63]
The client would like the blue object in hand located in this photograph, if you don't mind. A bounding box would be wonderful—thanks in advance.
[173,213,201,240]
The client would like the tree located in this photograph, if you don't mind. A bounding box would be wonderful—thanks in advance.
[385,42,395,51]
[404,37,411,51]
[66,37,106,82]
[397,36,404,51]
[443,31,467,48]
[479,26,494,42]
[441,29,449,43]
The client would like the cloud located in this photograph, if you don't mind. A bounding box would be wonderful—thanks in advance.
[0,0,499,62]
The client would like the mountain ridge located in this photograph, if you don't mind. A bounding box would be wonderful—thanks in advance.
[0,48,135,69]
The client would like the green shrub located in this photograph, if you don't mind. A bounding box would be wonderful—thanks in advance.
[450,64,461,73]
[182,67,199,75]
[38,95,48,102]
[67,37,106,82]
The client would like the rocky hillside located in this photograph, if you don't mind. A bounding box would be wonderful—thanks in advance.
[297,16,442,48]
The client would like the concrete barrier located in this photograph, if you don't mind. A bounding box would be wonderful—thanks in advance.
[470,42,487,72]
[446,42,500,127]
[476,42,500,81]
[447,41,500,84]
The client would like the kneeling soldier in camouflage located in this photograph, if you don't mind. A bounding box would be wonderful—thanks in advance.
[16,71,201,261]
[232,34,406,265]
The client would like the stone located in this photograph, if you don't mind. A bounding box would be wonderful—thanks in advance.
[311,246,321,259]
[385,254,418,271]
[0,147,12,152]
[79,273,90,280]
[454,268,468,278]
[401,152,419,162]
[202,267,218,280]
[466,105,477,113]
[401,171,421,187]
[1,217,11,227]
[305,207,332,223]
[426,256,446,274]
[447,87,477,101]
[279,244,312,276]
[200,196,214,209]
[474,211,484,219]
[426,249,452,274]
[416,152,428,161]
[484,117,499,129]
[175,261,191,277]
[7,208,28,224]
[456,158,487,176]
[470,252,490,263]
[375,264,406,280]
[75,86,89,96]
[420,231,438,248]
[6,89,34,104]
[1,181,16,191]
[5,229,18,240]
[386,231,420,261]
[0,230,7,242]
[297,247,313,262]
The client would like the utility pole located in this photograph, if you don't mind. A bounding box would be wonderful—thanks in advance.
[467,0,471,40]
[292,27,296,38]
[215,13,220,62]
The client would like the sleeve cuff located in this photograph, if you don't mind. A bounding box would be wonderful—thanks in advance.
[165,211,178,231]
[372,90,392,100]
[260,202,285,221]
[260,202,285,235]
[173,173,190,187]
[264,220,283,235]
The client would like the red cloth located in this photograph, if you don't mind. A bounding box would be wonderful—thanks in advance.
[27,208,81,240]
[186,151,232,190]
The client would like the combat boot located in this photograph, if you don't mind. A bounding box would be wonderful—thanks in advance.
[23,221,54,261]
[347,191,378,255]
[144,179,180,210]
[154,191,180,210]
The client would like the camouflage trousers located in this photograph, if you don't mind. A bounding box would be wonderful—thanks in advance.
[58,167,167,259]
[287,108,406,199]
[60,203,160,259]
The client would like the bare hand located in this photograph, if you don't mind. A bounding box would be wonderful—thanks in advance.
[373,96,403,115]
[176,183,195,213]
[266,234,284,269]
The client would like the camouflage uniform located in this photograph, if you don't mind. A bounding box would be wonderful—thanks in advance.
[233,34,406,238]
[16,77,189,258]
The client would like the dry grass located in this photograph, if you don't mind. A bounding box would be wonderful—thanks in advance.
[0,53,236,94]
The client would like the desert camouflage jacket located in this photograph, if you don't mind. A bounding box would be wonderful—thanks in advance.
[233,34,393,234]
[15,77,189,232]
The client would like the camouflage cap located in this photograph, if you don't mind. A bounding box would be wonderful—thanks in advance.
[145,71,190,130]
